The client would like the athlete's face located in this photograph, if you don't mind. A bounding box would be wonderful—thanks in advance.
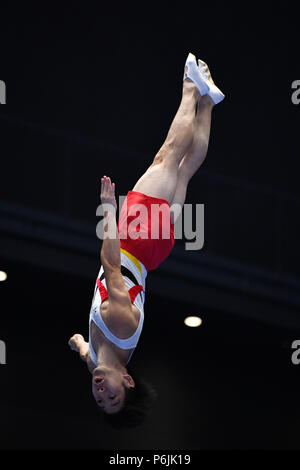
[92,367,134,414]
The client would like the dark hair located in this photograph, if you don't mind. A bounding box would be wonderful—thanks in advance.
[99,368,157,429]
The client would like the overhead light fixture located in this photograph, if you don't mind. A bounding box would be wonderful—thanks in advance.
[184,316,202,327]
[0,271,7,282]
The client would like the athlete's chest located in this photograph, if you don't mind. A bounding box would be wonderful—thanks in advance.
[89,317,134,363]
[99,299,140,334]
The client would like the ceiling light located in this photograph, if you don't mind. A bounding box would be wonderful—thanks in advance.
[0,271,7,282]
[184,316,202,327]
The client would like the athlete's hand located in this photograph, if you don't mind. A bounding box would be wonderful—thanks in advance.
[68,333,84,352]
[101,175,117,211]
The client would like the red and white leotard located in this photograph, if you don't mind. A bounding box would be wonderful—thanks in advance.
[89,248,147,365]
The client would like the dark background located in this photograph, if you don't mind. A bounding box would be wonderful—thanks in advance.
[0,4,300,450]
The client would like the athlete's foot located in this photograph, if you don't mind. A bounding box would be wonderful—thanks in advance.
[197,59,225,104]
[183,53,210,96]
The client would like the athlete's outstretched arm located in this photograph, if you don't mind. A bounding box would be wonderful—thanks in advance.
[100,176,132,311]
[100,176,120,269]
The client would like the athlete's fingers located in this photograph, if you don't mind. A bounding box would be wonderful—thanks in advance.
[101,178,108,197]
[101,176,116,206]
[106,177,112,192]
[105,177,112,190]
[102,176,109,192]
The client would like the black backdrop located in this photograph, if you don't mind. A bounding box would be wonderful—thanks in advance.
[0,4,300,451]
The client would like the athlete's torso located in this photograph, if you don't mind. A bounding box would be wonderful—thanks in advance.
[89,304,136,365]
[89,249,147,365]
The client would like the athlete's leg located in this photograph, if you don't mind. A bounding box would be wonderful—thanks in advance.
[132,77,200,204]
[170,94,214,223]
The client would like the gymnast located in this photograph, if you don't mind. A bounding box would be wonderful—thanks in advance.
[68,53,224,428]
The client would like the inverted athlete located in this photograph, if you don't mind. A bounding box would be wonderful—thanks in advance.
[68,53,225,428]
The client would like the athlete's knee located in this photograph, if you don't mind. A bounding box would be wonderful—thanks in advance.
[152,142,178,166]
[152,151,165,166]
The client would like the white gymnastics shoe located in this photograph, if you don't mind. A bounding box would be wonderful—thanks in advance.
[198,59,225,104]
[183,52,210,96]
